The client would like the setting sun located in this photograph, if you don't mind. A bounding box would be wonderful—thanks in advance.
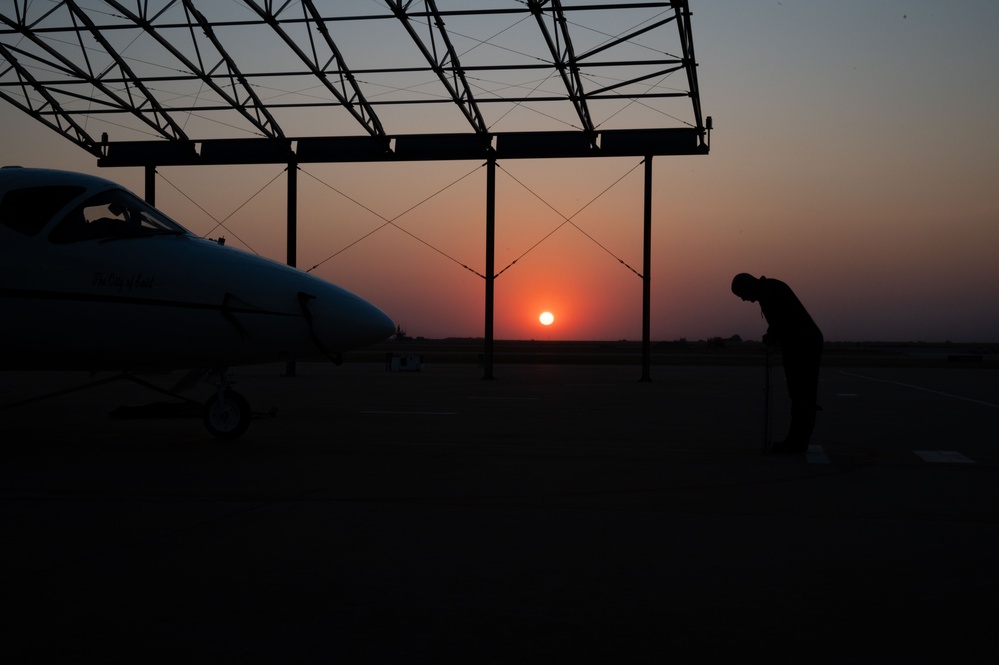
[539,311,555,326]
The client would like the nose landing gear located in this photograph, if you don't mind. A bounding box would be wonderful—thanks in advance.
[203,368,252,439]
[204,389,251,439]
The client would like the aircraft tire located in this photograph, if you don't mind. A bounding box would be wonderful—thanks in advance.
[204,389,252,439]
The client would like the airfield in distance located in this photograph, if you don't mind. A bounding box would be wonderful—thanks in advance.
[358,337,999,368]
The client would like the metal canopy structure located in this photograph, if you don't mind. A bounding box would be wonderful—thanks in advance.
[1,0,709,378]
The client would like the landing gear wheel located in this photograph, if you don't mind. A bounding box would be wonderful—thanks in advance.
[203,389,251,439]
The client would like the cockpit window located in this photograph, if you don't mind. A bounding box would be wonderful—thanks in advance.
[49,188,189,243]
[0,186,85,236]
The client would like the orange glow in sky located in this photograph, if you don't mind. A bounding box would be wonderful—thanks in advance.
[3,2,998,342]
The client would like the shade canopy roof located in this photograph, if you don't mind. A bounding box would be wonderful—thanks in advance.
[1,1,707,165]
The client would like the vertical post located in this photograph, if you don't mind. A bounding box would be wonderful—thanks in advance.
[286,162,298,377]
[483,157,496,380]
[763,343,773,454]
[144,164,156,206]
[287,161,298,268]
[641,156,653,382]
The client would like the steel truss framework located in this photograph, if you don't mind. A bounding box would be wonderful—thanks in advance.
[1,0,709,377]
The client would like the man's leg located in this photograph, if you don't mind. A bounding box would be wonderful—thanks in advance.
[779,345,821,451]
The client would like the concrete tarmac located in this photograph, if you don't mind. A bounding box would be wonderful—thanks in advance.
[2,361,997,663]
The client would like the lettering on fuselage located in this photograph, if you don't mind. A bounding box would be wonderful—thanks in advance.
[92,272,156,292]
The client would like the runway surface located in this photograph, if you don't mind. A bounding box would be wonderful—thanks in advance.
[2,360,997,663]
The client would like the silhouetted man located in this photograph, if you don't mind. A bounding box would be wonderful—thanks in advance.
[731,273,823,453]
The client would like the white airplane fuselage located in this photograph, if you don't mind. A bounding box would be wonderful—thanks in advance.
[0,167,395,371]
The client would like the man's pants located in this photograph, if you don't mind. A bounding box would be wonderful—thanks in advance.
[782,339,823,445]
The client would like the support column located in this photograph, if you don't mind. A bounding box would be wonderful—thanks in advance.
[483,157,496,380]
[287,161,298,268]
[641,156,653,382]
[286,162,298,377]
[144,164,156,206]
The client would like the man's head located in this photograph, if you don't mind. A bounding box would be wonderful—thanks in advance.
[731,273,760,302]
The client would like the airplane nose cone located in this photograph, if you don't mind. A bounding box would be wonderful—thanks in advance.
[347,299,396,348]
[306,284,395,353]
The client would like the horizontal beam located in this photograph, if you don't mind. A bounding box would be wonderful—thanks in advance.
[99,128,706,167]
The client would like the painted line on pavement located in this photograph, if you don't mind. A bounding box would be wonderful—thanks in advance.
[913,450,975,464]
[839,371,999,409]
[362,410,457,416]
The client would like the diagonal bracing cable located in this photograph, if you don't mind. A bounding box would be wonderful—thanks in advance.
[158,168,288,254]
[493,159,646,279]
[301,164,486,278]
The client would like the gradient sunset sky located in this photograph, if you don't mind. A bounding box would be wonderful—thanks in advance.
[3,1,997,343]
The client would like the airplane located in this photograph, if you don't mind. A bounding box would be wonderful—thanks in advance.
[0,166,395,438]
